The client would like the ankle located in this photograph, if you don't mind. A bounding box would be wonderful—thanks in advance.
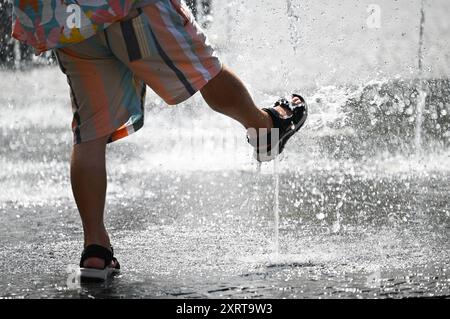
[84,232,111,250]
[261,109,274,129]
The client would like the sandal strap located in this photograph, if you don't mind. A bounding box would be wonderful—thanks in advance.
[112,257,121,270]
[249,93,307,146]
[262,106,296,136]
[274,98,292,112]
[266,94,306,126]
[79,244,113,269]
[262,107,287,131]
[292,94,306,103]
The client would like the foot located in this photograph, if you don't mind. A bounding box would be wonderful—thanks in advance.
[83,255,118,269]
[262,95,302,128]
[248,93,308,162]
[79,244,120,282]
[82,244,118,269]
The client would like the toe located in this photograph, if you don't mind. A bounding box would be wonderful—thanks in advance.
[292,96,301,105]
[111,259,119,269]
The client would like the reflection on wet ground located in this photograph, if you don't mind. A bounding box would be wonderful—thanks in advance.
[1,166,448,298]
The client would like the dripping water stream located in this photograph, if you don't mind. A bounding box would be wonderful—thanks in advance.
[415,0,427,152]
[273,156,280,257]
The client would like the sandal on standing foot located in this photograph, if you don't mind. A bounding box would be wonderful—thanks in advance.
[79,244,120,282]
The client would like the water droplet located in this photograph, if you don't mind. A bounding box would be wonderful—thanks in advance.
[316,213,325,220]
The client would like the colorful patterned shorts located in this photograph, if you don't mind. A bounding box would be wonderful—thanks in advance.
[55,0,222,144]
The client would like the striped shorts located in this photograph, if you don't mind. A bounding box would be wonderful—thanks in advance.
[55,0,222,144]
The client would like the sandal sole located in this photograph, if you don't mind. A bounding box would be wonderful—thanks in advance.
[80,267,120,283]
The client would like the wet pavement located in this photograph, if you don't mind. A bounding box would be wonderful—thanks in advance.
[0,166,448,298]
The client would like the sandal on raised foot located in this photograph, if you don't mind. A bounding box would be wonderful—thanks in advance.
[79,244,120,283]
[247,94,308,162]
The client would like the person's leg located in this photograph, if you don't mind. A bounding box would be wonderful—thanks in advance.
[70,136,112,269]
[200,65,300,130]
[200,66,271,129]
[55,32,145,270]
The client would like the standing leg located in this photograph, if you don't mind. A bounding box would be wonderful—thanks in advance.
[71,136,113,269]
[55,18,146,274]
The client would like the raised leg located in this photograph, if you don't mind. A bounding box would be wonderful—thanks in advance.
[201,65,298,130]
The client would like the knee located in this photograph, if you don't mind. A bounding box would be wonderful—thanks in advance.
[71,137,108,165]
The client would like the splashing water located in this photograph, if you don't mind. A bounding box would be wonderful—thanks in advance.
[273,157,280,257]
[418,0,426,73]
[415,0,427,152]
[415,86,427,152]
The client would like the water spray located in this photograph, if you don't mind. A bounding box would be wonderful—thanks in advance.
[418,0,426,73]
[415,0,427,153]
[286,0,301,53]
[273,156,280,257]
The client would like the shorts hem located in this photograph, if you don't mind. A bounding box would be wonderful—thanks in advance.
[72,115,144,145]
[164,62,223,105]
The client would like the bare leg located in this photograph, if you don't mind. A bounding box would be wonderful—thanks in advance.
[201,65,298,130]
[71,136,113,269]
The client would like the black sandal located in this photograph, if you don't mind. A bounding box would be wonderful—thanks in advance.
[79,244,120,282]
[248,94,308,162]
